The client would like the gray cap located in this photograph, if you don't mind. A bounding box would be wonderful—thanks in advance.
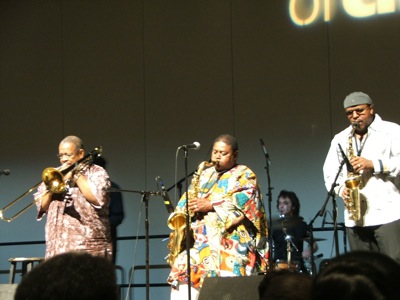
[343,92,373,109]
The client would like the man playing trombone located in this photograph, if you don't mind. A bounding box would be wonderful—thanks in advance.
[34,135,112,260]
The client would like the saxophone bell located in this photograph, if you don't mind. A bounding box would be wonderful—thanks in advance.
[167,212,186,230]
[165,160,216,266]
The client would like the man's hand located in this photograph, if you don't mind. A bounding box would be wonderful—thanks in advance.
[350,156,373,173]
[188,198,213,213]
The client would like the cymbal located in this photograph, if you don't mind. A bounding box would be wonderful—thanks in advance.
[271,216,304,228]
[300,237,327,242]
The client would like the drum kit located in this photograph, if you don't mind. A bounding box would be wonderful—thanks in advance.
[270,216,326,276]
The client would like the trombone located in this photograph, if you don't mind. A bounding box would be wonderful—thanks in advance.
[0,146,102,223]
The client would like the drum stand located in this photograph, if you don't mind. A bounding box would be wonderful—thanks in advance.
[284,230,299,271]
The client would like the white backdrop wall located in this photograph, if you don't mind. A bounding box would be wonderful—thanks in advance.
[1,1,400,299]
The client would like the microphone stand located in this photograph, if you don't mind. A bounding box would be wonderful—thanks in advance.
[108,188,162,300]
[142,192,151,300]
[166,170,196,198]
[182,147,192,300]
[310,158,345,265]
[261,150,273,270]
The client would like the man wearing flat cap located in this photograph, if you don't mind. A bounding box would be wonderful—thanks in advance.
[323,92,400,263]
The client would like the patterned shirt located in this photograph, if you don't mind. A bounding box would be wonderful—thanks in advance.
[34,164,112,259]
[167,163,268,289]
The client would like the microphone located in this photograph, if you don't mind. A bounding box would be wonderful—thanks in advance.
[178,142,201,150]
[260,138,271,165]
[321,211,327,228]
[156,176,174,214]
[338,144,354,173]
[0,169,11,176]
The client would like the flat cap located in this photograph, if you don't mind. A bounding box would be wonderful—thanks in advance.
[343,92,373,109]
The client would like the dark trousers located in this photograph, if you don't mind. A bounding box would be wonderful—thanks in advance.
[346,218,400,264]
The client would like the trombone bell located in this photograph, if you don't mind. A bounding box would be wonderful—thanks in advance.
[42,168,67,194]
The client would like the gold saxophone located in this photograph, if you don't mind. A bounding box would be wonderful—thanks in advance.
[345,123,362,221]
[166,161,216,266]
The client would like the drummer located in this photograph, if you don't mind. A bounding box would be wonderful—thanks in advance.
[271,190,318,273]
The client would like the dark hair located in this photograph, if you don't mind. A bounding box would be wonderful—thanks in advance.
[276,190,301,216]
[214,134,239,152]
[259,269,312,300]
[311,251,400,300]
[14,252,118,300]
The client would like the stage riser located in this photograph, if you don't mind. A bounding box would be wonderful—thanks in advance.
[0,284,18,300]
[199,276,263,300]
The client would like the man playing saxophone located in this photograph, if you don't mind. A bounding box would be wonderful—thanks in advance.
[323,92,400,263]
[168,134,268,300]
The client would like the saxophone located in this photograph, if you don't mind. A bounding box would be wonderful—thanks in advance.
[166,161,216,266]
[344,123,362,222]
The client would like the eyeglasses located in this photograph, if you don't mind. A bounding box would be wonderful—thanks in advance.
[57,150,79,159]
[57,153,75,158]
[345,105,370,117]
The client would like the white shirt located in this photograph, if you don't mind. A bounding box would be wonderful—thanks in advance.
[323,114,400,227]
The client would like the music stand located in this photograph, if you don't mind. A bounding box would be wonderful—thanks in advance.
[108,188,162,300]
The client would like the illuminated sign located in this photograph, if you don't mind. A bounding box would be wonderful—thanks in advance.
[289,0,398,26]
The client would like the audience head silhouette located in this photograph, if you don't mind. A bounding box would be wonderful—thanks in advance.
[311,251,400,300]
[258,269,312,300]
[14,252,118,300]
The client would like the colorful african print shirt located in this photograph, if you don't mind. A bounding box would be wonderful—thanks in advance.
[167,163,268,289]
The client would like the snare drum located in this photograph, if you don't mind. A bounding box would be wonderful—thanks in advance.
[274,259,300,271]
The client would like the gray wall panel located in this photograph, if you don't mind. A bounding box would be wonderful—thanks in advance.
[1,1,400,298]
